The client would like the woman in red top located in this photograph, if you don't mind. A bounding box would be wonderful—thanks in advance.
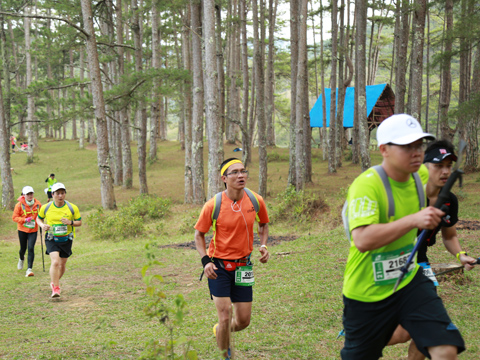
[12,186,42,277]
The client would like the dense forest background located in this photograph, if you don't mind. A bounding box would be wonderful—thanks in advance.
[1,0,479,210]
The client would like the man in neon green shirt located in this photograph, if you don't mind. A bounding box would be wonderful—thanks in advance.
[45,173,57,203]
[341,114,465,359]
[37,183,82,298]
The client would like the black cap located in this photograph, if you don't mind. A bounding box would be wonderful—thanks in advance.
[424,147,457,164]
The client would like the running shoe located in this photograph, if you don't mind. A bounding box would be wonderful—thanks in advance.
[17,259,24,270]
[50,283,61,298]
[26,268,34,277]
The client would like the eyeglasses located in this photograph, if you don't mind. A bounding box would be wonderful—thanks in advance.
[387,142,426,153]
[226,170,248,177]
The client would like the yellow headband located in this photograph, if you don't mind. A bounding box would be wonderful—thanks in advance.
[221,160,243,175]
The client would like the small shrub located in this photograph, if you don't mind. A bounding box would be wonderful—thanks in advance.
[126,194,171,220]
[268,185,328,224]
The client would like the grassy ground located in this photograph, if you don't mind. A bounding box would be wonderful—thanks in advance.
[1,139,480,359]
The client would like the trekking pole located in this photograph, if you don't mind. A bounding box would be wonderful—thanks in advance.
[40,227,45,272]
[435,257,480,277]
[393,140,467,293]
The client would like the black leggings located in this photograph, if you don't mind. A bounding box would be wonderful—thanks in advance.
[18,231,37,269]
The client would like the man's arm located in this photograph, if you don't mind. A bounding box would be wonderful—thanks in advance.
[258,223,269,263]
[441,225,476,271]
[352,206,445,253]
[194,229,218,279]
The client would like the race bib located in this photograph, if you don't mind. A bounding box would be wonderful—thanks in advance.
[52,224,68,236]
[372,244,415,286]
[418,262,439,286]
[235,265,254,287]
[24,219,36,229]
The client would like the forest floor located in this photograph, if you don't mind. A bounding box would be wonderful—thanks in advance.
[1,139,480,359]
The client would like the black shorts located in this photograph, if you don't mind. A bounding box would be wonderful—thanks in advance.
[47,191,52,199]
[207,258,253,303]
[341,270,465,360]
[45,238,73,258]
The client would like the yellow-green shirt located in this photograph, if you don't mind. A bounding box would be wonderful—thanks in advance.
[38,201,81,238]
[343,164,428,302]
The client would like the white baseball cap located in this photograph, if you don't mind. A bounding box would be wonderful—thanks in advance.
[377,114,435,146]
[51,183,66,193]
[22,186,34,195]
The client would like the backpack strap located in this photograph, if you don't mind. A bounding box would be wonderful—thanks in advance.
[373,165,395,219]
[43,201,74,216]
[412,172,425,210]
[43,202,53,216]
[211,192,223,232]
[244,188,260,222]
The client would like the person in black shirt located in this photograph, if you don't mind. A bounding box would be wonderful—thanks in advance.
[388,139,477,360]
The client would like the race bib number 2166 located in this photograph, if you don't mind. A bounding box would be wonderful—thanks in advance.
[372,244,415,286]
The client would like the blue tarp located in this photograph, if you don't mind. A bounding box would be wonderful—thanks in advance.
[310,83,388,128]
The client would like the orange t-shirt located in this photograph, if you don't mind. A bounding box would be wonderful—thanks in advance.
[195,190,269,260]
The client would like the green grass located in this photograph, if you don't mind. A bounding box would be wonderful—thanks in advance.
[1,140,480,359]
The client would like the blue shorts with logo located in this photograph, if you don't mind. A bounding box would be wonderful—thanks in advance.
[207,258,252,302]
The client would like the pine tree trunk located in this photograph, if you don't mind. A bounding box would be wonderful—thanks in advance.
[183,6,194,203]
[266,0,277,146]
[320,5,328,162]
[25,8,34,162]
[356,0,371,171]
[80,0,116,209]
[288,0,298,186]
[253,0,267,196]
[409,0,426,121]
[0,73,14,210]
[149,3,160,161]
[79,49,85,149]
[240,0,251,167]
[328,0,337,174]
[131,0,148,194]
[439,0,454,141]
[215,5,227,142]
[203,0,224,199]
[191,0,205,204]
[336,0,345,169]
[394,0,409,114]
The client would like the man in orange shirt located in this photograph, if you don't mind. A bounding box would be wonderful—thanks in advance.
[195,158,270,360]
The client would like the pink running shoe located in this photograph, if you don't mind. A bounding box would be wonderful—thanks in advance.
[50,282,61,298]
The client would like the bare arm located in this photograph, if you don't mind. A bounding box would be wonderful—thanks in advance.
[36,217,50,231]
[194,229,217,279]
[258,223,269,263]
[441,225,476,271]
[352,206,445,253]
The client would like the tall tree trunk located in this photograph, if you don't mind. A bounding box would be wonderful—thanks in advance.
[295,0,308,190]
[409,0,426,121]
[457,0,469,143]
[288,0,298,186]
[131,0,148,194]
[0,72,14,210]
[356,0,370,171]
[79,48,85,149]
[328,0,338,174]
[465,43,480,171]
[80,0,116,209]
[203,0,224,199]
[320,4,328,162]
[240,0,251,166]
[439,0,454,141]
[394,0,409,114]
[191,0,206,204]
[215,5,226,142]
[336,0,345,169]
[115,0,132,188]
[183,6,194,203]
[252,0,267,196]
[425,5,430,132]
[266,0,278,146]
[149,2,160,161]
[25,7,34,163]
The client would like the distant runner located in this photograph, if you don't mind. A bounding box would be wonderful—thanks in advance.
[12,186,42,277]
[10,135,16,154]
[388,139,477,359]
[341,114,465,359]
[194,158,270,360]
[45,173,57,203]
[36,183,82,298]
